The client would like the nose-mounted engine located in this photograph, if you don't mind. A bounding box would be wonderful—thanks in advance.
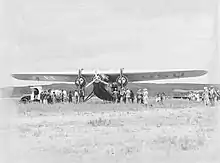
[92,73,103,84]
[75,69,87,88]
[116,68,128,88]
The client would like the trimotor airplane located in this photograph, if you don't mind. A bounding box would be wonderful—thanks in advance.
[11,68,207,102]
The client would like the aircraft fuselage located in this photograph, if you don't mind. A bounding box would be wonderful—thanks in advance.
[92,83,114,101]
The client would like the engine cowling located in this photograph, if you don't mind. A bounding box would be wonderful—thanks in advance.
[75,76,86,88]
[100,74,109,82]
[116,75,128,87]
[92,74,103,83]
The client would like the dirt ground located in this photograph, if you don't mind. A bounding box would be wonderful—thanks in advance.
[0,99,220,163]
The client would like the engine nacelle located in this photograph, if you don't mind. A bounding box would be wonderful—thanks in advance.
[116,75,128,87]
[75,76,87,88]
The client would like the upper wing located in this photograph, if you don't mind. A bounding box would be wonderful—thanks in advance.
[11,70,207,82]
[107,70,207,82]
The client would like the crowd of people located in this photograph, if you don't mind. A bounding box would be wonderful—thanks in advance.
[31,87,153,107]
[111,87,135,103]
[27,85,220,107]
[186,86,220,106]
[38,89,86,104]
[201,86,220,106]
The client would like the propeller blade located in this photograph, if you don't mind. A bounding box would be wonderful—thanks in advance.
[78,68,83,77]
[86,82,93,88]
[97,79,109,85]
[86,79,96,88]
[120,68,124,78]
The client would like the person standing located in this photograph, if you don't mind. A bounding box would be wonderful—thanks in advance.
[203,87,210,106]
[126,89,131,103]
[121,88,126,104]
[112,88,118,103]
[74,90,79,104]
[209,86,217,106]
[52,91,57,104]
[79,89,85,102]
[130,90,134,103]
[40,91,44,104]
[143,88,149,107]
[61,90,64,103]
[136,89,142,104]
[117,90,121,103]
[68,91,73,103]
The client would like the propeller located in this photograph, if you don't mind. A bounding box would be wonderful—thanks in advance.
[97,78,109,85]
[86,79,96,88]
[117,68,128,87]
[85,70,109,88]
[75,68,87,88]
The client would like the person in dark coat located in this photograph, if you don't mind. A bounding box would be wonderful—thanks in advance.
[61,90,64,102]
[130,90,134,103]
[68,91,73,103]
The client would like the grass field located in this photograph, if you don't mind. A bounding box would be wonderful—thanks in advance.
[17,99,202,115]
[1,99,220,163]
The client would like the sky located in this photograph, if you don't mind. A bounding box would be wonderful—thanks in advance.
[0,0,219,87]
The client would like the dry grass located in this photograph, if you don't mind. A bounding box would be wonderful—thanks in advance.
[2,99,220,163]
[17,99,201,115]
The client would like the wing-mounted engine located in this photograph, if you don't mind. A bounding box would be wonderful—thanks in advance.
[116,68,128,88]
[75,69,87,88]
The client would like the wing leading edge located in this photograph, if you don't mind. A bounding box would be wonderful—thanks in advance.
[11,70,207,83]
[115,70,208,82]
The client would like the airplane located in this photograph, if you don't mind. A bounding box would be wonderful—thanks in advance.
[172,89,204,93]
[11,68,208,102]
[172,88,205,100]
